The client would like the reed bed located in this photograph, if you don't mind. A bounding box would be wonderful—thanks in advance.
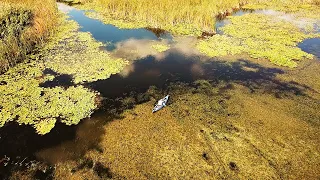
[76,0,320,35]
[78,0,248,35]
[0,0,58,73]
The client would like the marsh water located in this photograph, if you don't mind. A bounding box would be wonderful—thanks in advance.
[68,8,173,51]
[1,4,320,179]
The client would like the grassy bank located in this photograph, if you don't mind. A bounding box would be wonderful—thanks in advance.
[69,0,320,36]
[0,0,58,73]
[72,0,249,36]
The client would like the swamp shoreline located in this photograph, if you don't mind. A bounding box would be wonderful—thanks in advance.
[1,1,320,179]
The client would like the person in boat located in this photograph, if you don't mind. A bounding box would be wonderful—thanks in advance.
[157,98,166,106]
[153,95,169,113]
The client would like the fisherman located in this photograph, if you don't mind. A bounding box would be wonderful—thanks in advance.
[157,98,166,106]
[152,95,169,113]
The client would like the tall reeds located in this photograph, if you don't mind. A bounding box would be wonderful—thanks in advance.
[0,0,58,73]
[80,0,319,35]
[86,0,247,33]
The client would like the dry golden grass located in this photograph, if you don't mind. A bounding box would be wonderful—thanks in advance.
[75,0,320,35]
[0,0,58,73]
[77,0,248,35]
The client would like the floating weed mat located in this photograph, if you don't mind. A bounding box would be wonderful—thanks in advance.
[85,10,202,36]
[151,43,170,53]
[42,16,128,84]
[0,62,97,135]
[0,14,128,134]
[197,14,320,68]
[0,0,58,73]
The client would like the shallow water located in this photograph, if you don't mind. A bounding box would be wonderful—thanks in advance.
[1,4,320,179]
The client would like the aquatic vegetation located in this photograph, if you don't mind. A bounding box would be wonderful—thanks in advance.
[65,0,320,36]
[44,31,127,83]
[197,35,244,57]
[0,0,58,73]
[0,61,97,135]
[197,14,320,67]
[34,118,57,135]
[244,1,320,19]
[84,11,203,36]
[41,16,128,84]
[0,13,128,134]
[53,80,317,179]
[73,0,251,36]
[151,44,170,53]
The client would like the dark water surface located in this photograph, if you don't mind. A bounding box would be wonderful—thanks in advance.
[298,38,320,59]
[1,5,320,179]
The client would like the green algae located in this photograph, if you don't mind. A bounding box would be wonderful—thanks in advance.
[0,62,97,135]
[19,72,320,178]
[41,16,127,84]
[44,32,127,84]
[0,14,129,134]
[84,11,148,29]
[197,35,244,57]
[151,44,170,53]
[197,14,320,68]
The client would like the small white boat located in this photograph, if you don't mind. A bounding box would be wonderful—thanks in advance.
[152,95,170,113]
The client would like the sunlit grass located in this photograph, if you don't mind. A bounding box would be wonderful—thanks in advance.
[0,0,58,73]
[74,0,249,35]
[151,44,170,53]
[70,0,320,36]
[0,61,97,135]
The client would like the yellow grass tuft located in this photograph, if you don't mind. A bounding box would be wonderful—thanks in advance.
[0,0,58,73]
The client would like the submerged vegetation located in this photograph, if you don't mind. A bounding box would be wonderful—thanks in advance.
[151,44,170,53]
[42,18,127,84]
[67,0,320,67]
[197,14,320,67]
[0,61,97,135]
[38,79,320,179]
[0,0,58,73]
